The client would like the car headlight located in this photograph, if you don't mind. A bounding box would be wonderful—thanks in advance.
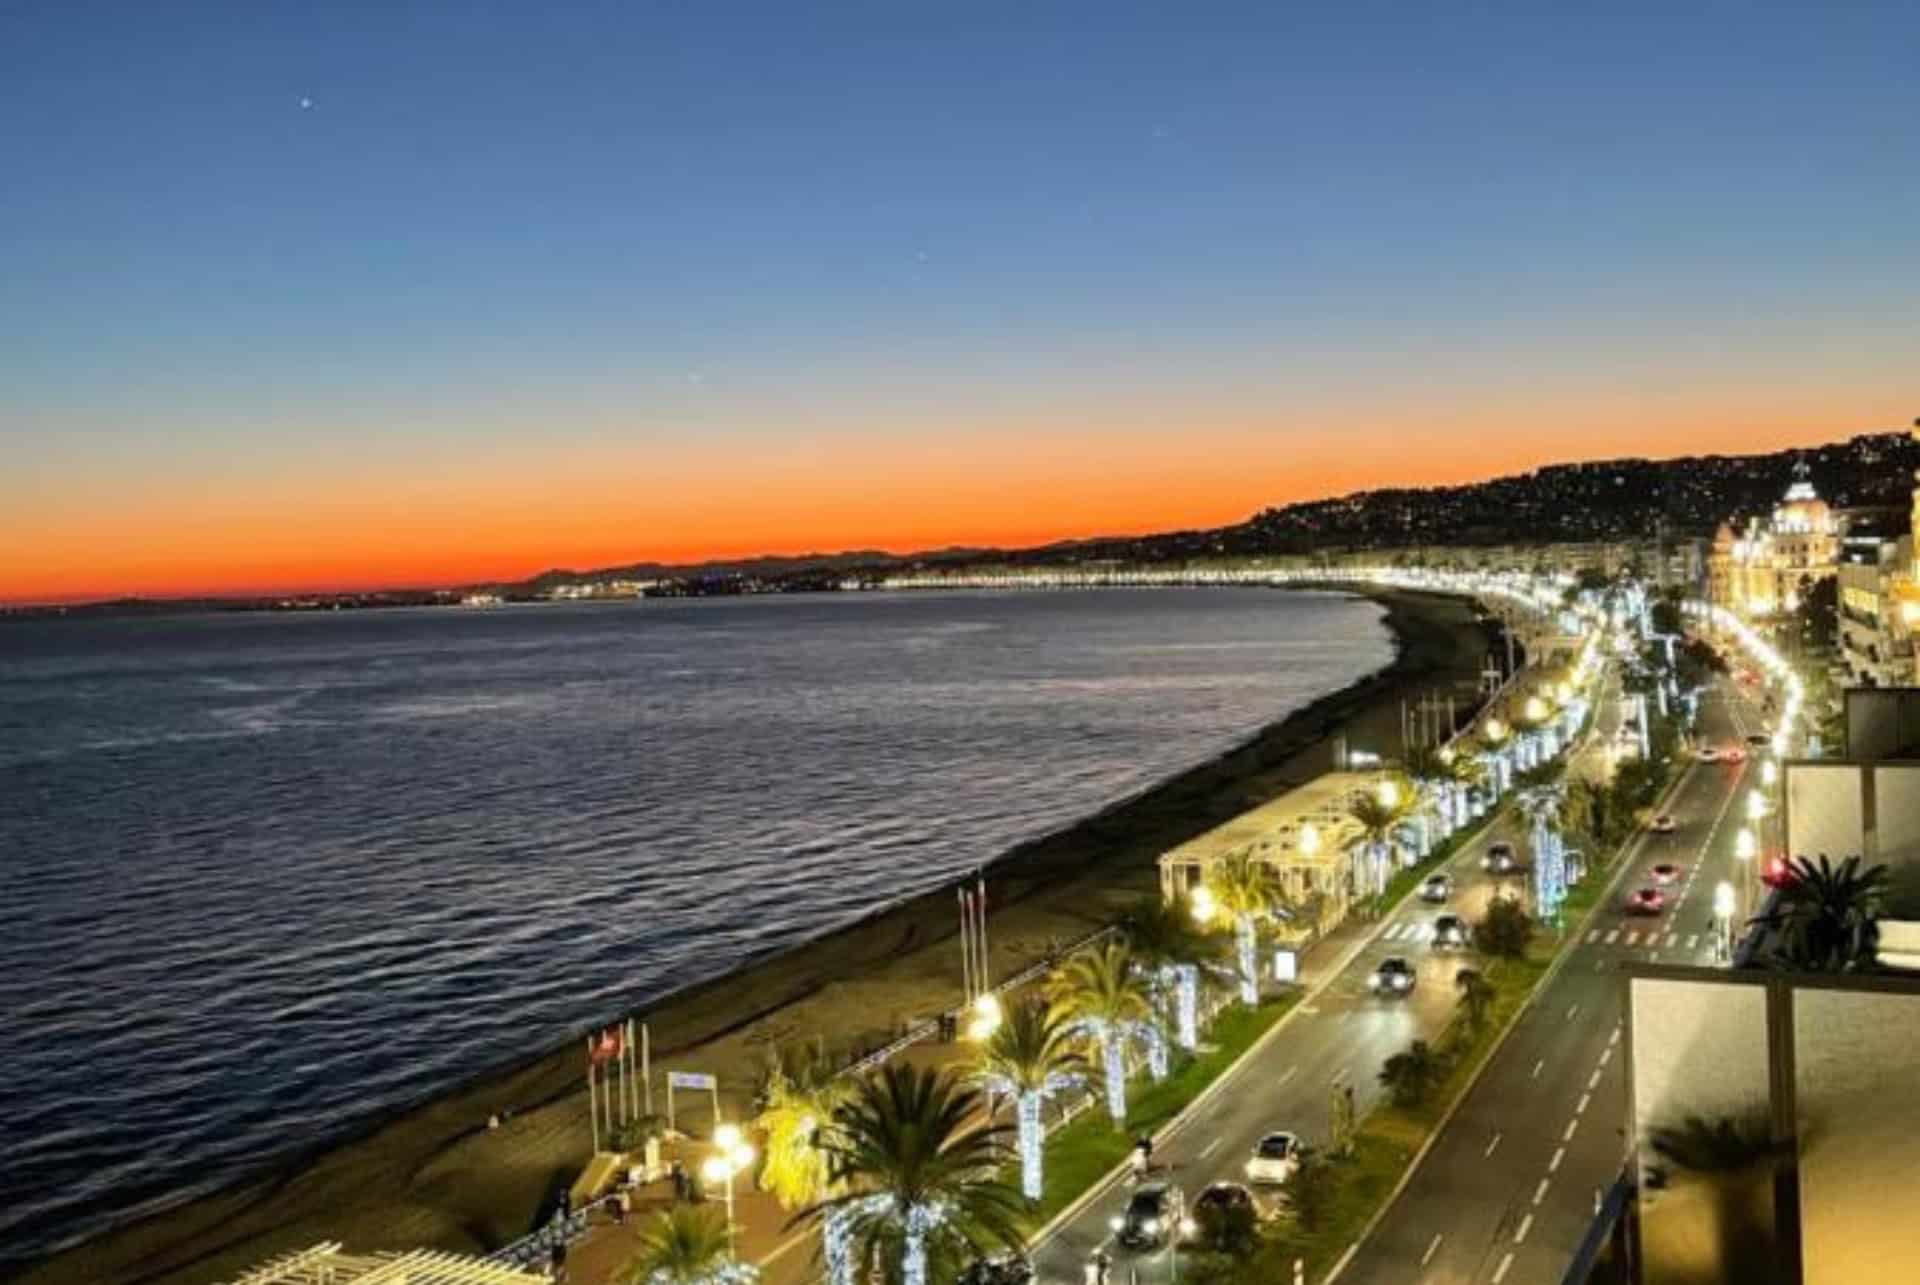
[1395,975,1412,990]
[1179,1218,1198,1237]
[1143,1218,1160,1236]
[1109,1215,1124,1232]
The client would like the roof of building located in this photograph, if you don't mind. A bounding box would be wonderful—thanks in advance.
[220,1244,548,1285]
[1157,771,1377,869]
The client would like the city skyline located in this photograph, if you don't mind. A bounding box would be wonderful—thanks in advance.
[6,2,1919,602]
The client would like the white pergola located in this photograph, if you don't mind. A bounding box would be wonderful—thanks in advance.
[222,1242,548,1285]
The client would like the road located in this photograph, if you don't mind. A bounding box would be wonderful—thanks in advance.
[1028,671,1631,1285]
[1330,674,1769,1285]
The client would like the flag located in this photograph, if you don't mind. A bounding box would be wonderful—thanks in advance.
[591,1025,624,1065]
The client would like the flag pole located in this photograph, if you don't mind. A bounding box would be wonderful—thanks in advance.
[976,876,991,993]
[642,1022,652,1116]
[958,888,974,1004]
[586,1037,600,1154]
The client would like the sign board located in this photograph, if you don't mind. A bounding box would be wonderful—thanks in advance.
[1272,949,1299,984]
[667,1071,716,1091]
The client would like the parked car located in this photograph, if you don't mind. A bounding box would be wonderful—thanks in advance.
[1723,745,1747,763]
[1370,956,1418,996]
[1695,746,1720,763]
[1627,887,1667,915]
[1747,733,1771,748]
[1649,863,1684,886]
[1650,815,1677,834]
[1431,913,1468,949]
[1483,841,1519,874]
[1419,873,1454,903]
[959,1255,1033,1285]
[1244,1132,1300,1186]
[1113,1184,1182,1249]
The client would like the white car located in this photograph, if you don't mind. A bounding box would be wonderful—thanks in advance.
[1650,814,1677,834]
[1695,746,1720,763]
[1244,1131,1299,1185]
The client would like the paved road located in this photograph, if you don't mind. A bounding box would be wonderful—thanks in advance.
[1331,675,1769,1285]
[1028,672,1630,1285]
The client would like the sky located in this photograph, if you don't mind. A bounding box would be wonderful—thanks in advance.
[3,1,1918,602]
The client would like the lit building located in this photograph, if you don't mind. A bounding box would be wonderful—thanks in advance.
[1708,463,1841,619]
[1837,519,1912,688]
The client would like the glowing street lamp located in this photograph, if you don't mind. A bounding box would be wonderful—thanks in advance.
[1484,718,1508,744]
[704,1124,757,1256]
[1746,790,1768,823]
[1299,823,1321,855]
[1735,827,1756,863]
[1761,759,1778,788]
[1713,880,1737,961]
[965,991,1003,1042]
[1523,695,1549,724]
[1190,885,1216,926]
[1377,779,1400,809]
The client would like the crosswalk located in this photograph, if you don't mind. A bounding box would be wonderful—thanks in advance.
[1374,918,1713,955]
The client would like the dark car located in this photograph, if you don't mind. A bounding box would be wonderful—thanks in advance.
[959,1255,1033,1285]
[1482,841,1519,874]
[1370,956,1417,996]
[1431,914,1468,949]
[1649,863,1684,886]
[1183,1182,1256,1251]
[1112,1183,1181,1249]
[1747,733,1771,747]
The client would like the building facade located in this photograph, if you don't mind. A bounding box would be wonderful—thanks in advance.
[1837,525,1912,688]
[1708,464,1842,619]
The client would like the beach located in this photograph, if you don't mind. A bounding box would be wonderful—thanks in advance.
[10,586,1494,1285]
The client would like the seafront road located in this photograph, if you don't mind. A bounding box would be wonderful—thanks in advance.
[1023,670,1636,1285]
[1330,674,1766,1285]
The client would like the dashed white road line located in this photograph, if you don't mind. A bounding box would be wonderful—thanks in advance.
[1549,1146,1566,1172]
[1565,1003,1580,1022]
[1686,934,1700,950]
[1484,1131,1502,1158]
[1530,1059,1545,1079]
[1421,1233,1443,1265]
[1276,1065,1299,1087]
[1587,1068,1602,1090]
[1576,1092,1591,1115]
[1199,1137,1223,1159]
[1600,1046,1613,1067]
[1605,929,1620,944]
[1514,1212,1535,1243]
[1492,1250,1516,1283]
[1625,931,1640,946]
[1532,1177,1551,1206]
[1563,1118,1579,1142]
[1585,930,1599,944]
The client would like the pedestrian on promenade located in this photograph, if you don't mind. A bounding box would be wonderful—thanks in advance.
[616,1189,631,1224]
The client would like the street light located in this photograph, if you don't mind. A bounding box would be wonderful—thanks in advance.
[1746,790,1768,823]
[1299,823,1321,855]
[1524,695,1549,724]
[966,991,1003,1042]
[704,1125,756,1257]
[1714,881,1737,962]
[1190,885,1217,926]
[1735,827,1756,862]
[1762,759,1778,788]
[1377,779,1400,808]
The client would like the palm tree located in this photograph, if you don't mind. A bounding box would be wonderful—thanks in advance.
[1644,1110,1789,1281]
[1403,745,1466,835]
[1048,940,1155,1123]
[1378,1039,1445,1109]
[753,1040,854,1209]
[1204,850,1289,1005]
[1517,785,1567,917]
[1757,854,1888,972]
[1348,791,1405,902]
[800,1063,1024,1285]
[620,1206,735,1285]
[972,1000,1085,1200]
[1453,968,1494,1032]
[1122,893,1219,1051]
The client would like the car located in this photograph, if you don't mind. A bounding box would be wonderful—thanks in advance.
[1182,1182,1256,1249]
[959,1255,1033,1285]
[1419,873,1453,903]
[1723,745,1747,764]
[1483,841,1519,874]
[1650,814,1677,834]
[1112,1183,1182,1249]
[1762,855,1795,888]
[1747,733,1771,747]
[1696,746,1721,763]
[1370,956,1417,996]
[1244,1132,1300,1186]
[1627,887,1667,915]
[1649,862,1684,886]
[1431,913,1468,949]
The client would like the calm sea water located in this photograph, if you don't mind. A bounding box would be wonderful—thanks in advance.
[0,588,1393,1266]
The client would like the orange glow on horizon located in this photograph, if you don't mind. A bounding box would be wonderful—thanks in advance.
[4,394,1909,605]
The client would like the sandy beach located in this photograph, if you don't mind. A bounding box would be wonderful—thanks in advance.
[10,586,1495,1285]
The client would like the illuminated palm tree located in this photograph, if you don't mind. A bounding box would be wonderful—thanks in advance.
[1203,850,1289,1005]
[972,1000,1085,1200]
[1122,893,1220,1051]
[620,1207,737,1285]
[1048,940,1155,1123]
[1348,789,1407,901]
[800,1063,1023,1285]
[753,1040,854,1210]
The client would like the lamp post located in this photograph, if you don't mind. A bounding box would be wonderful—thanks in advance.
[1713,881,1737,964]
[1734,827,1756,920]
[703,1124,756,1257]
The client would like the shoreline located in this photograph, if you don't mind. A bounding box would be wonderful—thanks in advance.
[10,585,1497,1285]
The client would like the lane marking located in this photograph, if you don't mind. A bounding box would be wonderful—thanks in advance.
[1565,1003,1580,1022]
[1585,930,1599,944]
[1421,1233,1443,1266]
[1588,1069,1602,1090]
[1600,1046,1613,1067]
[1563,1119,1579,1142]
[1484,1131,1502,1158]
[1610,1026,1621,1046]
[1550,1146,1565,1172]
[1686,934,1700,950]
[1530,1058,1545,1079]
[1515,1212,1535,1243]
[1576,1092,1591,1115]
[1625,931,1640,946]
[1298,1006,1320,1015]
[1665,932,1679,948]
[1605,929,1620,944]
[1492,1251,1515,1283]
[1276,1065,1299,1087]
[1199,1137,1223,1159]
[1533,1177,1550,1206]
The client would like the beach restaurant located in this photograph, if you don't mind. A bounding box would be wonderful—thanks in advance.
[219,1243,549,1285]
[1156,771,1378,940]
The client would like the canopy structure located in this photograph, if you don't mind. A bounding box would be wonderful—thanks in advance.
[222,1242,549,1285]
[1157,770,1379,935]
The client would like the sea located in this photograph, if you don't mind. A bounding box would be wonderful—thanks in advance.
[0,587,1395,1268]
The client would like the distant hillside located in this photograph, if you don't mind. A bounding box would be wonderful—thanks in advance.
[534,426,1920,587]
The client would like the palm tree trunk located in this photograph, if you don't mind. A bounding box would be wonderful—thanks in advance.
[1175,963,1199,1049]
[1235,914,1258,1005]
[904,1201,935,1285]
[1017,1091,1044,1201]
[1102,1030,1128,1123]
[1145,1022,1168,1081]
